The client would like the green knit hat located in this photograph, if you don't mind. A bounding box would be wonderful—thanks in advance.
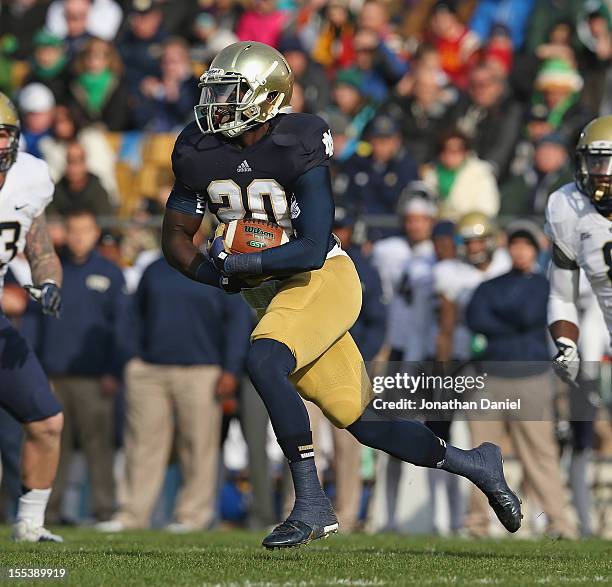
[535,58,583,92]
[335,68,363,92]
[33,29,64,48]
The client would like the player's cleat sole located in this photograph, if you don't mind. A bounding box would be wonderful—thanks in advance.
[473,442,523,533]
[262,519,339,549]
[12,520,64,543]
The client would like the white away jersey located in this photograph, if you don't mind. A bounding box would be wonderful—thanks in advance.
[433,249,511,359]
[0,152,54,297]
[545,182,612,337]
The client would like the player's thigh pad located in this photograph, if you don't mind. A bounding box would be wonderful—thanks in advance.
[0,315,62,423]
[290,332,373,428]
[251,255,362,370]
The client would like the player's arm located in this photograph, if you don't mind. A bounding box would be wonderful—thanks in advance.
[24,212,63,317]
[220,166,333,277]
[161,208,221,287]
[548,243,581,383]
[436,294,456,364]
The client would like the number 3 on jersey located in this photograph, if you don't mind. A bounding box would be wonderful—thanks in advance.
[207,179,290,231]
[0,221,21,267]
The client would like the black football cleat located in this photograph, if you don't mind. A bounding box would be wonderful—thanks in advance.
[262,519,339,549]
[471,442,523,533]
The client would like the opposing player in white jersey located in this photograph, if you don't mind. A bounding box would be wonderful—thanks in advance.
[546,116,612,384]
[434,212,511,363]
[0,93,64,542]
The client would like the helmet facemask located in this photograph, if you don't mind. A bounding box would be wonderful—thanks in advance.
[194,69,285,138]
[0,124,19,173]
[576,146,612,217]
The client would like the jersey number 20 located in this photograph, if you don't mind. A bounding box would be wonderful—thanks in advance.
[207,179,289,227]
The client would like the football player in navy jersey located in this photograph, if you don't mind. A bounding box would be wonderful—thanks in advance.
[162,41,522,548]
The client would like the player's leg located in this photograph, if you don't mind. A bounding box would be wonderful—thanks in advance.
[0,316,64,542]
[348,409,522,533]
[248,255,362,548]
[246,338,337,548]
[297,332,522,533]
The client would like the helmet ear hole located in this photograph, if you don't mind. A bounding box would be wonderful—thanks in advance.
[266,91,279,104]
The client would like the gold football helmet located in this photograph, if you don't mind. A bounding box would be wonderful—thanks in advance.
[456,211,494,240]
[576,115,612,217]
[195,41,293,138]
[0,92,20,173]
[457,212,496,266]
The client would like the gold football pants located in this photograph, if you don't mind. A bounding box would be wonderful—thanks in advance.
[251,255,373,428]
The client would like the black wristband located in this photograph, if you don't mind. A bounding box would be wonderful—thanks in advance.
[224,252,263,276]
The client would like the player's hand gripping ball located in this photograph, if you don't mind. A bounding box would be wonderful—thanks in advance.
[209,219,289,286]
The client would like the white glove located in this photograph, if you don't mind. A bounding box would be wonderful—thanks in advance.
[552,337,580,385]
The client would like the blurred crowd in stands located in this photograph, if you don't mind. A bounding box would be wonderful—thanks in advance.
[0,0,612,538]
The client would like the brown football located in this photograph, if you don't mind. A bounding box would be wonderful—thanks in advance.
[224,218,289,254]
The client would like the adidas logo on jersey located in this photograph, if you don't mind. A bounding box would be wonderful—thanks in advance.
[237,160,252,173]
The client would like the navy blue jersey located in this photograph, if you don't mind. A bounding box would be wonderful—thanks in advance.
[167,113,333,237]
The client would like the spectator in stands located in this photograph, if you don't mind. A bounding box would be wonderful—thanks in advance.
[47,0,93,59]
[381,62,458,166]
[523,1,583,55]
[426,1,480,90]
[190,11,239,65]
[337,115,418,240]
[39,104,119,204]
[99,254,252,532]
[42,209,130,524]
[511,18,577,104]
[423,129,500,221]
[500,133,573,216]
[528,58,592,146]
[50,141,114,217]
[279,36,330,114]
[67,37,131,130]
[351,27,408,103]
[22,30,69,103]
[236,0,288,49]
[207,0,244,34]
[465,222,574,538]
[311,0,356,72]
[0,1,50,61]
[118,0,167,93]
[325,68,376,159]
[482,24,514,77]
[577,1,612,114]
[469,0,536,51]
[453,63,523,180]
[132,37,199,132]
[46,0,123,44]
[18,82,56,159]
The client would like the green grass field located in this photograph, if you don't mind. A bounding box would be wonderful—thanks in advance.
[0,528,610,586]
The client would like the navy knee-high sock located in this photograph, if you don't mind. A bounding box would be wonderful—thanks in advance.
[246,338,308,445]
[247,339,335,525]
[347,406,447,468]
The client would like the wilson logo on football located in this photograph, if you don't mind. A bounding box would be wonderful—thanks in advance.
[244,226,274,239]
[224,219,289,254]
